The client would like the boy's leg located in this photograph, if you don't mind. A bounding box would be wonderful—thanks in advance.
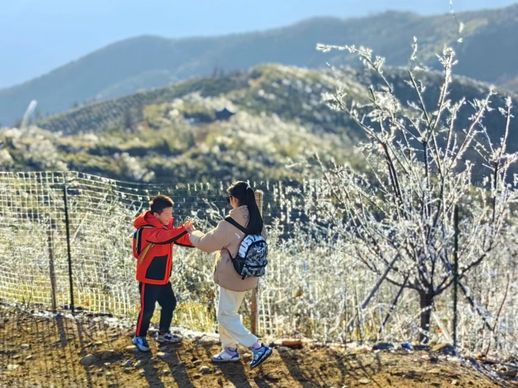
[156,282,177,334]
[135,282,158,337]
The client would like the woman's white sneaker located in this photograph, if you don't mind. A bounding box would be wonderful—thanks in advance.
[212,347,240,363]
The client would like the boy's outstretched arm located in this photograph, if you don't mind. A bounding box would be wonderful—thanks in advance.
[173,228,194,247]
[144,225,189,245]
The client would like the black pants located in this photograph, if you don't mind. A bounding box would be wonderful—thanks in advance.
[135,282,177,337]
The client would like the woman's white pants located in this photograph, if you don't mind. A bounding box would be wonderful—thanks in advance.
[217,287,258,348]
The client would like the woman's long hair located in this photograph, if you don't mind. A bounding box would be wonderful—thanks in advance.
[227,181,263,234]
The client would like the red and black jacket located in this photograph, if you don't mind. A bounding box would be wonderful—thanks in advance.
[132,211,193,285]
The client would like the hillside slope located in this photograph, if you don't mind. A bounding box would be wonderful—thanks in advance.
[1,64,516,183]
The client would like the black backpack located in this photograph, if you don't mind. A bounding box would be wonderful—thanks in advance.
[225,217,268,280]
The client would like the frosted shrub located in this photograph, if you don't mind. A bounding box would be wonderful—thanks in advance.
[310,41,517,352]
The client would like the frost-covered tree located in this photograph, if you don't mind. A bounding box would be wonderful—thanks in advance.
[314,41,518,342]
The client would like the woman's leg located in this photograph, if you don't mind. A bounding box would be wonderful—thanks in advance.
[217,287,258,348]
[218,321,239,349]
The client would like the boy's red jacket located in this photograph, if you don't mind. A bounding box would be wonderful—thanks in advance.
[132,211,193,285]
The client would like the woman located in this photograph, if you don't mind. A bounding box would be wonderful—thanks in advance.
[188,181,272,368]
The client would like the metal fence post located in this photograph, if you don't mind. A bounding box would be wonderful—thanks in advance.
[63,182,75,314]
[453,205,459,349]
[251,190,264,335]
[47,224,57,313]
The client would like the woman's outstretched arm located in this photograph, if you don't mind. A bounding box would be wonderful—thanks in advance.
[189,220,234,253]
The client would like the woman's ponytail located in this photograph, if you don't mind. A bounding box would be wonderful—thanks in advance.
[228,181,263,234]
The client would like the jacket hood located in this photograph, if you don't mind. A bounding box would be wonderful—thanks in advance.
[133,210,173,229]
[228,205,249,227]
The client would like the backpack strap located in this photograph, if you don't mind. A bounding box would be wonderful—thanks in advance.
[225,217,248,234]
[135,225,155,266]
[137,242,155,266]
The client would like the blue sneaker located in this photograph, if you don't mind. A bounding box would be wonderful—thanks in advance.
[250,344,272,368]
[132,336,150,352]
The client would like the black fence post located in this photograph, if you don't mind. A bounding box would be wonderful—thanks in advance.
[63,183,75,314]
[47,224,57,314]
[453,205,459,349]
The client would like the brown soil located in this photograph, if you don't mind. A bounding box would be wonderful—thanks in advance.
[0,304,515,387]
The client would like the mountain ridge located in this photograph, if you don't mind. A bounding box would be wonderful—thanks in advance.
[1,5,517,125]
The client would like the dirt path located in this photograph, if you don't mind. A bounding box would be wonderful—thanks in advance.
[0,304,514,387]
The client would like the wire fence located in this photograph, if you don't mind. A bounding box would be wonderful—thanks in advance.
[0,171,516,357]
[0,171,302,332]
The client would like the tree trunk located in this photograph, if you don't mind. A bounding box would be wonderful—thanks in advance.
[419,291,434,343]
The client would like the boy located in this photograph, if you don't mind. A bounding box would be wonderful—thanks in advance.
[131,195,194,352]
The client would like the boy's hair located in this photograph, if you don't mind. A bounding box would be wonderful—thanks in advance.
[150,195,174,214]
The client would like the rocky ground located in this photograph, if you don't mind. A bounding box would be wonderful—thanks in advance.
[0,304,516,387]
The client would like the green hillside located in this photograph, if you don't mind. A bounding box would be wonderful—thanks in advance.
[0,65,364,182]
[1,63,516,184]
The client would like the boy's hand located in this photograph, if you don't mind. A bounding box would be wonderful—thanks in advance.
[183,219,195,233]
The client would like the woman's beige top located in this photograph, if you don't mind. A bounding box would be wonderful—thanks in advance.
[189,205,259,291]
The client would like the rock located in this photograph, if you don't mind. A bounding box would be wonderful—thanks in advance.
[21,344,30,349]
[157,351,171,359]
[7,364,19,371]
[431,343,457,356]
[450,379,459,385]
[358,378,370,384]
[497,365,518,379]
[25,355,33,361]
[265,373,281,382]
[465,357,480,368]
[372,342,395,351]
[199,365,212,374]
[198,336,218,345]
[80,354,98,366]
[100,350,117,361]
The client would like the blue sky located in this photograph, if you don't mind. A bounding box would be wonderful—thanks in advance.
[0,0,516,88]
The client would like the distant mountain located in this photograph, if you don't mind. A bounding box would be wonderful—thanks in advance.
[1,5,517,126]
